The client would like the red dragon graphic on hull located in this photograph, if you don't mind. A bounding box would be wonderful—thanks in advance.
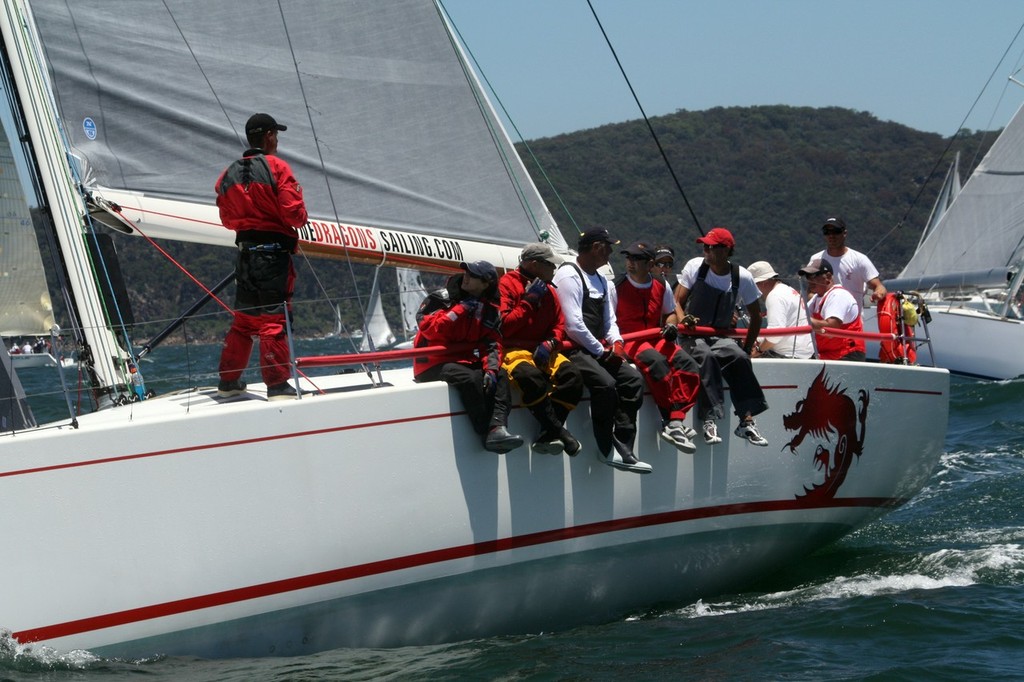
[783,367,869,501]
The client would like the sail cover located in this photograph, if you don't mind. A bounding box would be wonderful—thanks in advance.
[0,125,54,336]
[899,102,1024,280]
[32,0,561,250]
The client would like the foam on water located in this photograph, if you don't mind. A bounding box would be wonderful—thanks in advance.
[671,540,1024,622]
[0,629,102,672]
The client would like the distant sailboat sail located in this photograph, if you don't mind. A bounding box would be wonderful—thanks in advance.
[359,270,397,352]
[0,125,54,337]
[896,103,1024,289]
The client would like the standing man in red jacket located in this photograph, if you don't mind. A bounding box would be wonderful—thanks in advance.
[499,243,583,456]
[215,113,308,401]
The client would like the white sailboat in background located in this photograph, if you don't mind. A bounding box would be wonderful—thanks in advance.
[881,100,1024,380]
[0,0,948,660]
[0,128,61,369]
[358,268,397,352]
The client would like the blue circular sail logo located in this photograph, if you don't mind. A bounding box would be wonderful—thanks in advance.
[83,117,97,140]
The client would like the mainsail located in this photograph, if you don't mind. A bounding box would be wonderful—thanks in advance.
[897,102,1024,288]
[33,0,566,269]
[0,125,53,336]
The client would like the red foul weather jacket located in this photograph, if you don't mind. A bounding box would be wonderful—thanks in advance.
[413,276,503,378]
[498,269,567,350]
[215,149,307,244]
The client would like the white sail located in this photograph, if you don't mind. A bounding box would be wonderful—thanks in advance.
[359,270,397,352]
[896,102,1024,287]
[0,125,53,336]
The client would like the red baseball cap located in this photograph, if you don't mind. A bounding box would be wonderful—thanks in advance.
[696,227,735,249]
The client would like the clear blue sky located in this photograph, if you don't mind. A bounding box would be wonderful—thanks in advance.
[441,0,1024,140]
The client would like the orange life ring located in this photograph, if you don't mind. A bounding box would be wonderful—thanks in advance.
[877,293,917,364]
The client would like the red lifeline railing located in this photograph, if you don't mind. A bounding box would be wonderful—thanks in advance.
[295,325,897,370]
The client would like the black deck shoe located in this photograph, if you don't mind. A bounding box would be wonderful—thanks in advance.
[484,426,524,454]
[217,379,247,398]
[266,382,298,401]
[531,430,565,455]
[559,428,582,457]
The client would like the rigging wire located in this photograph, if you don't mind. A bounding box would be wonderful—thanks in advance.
[585,0,703,236]
[438,0,582,239]
[868,19,1024,256]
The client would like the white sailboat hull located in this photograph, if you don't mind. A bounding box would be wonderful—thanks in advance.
[0,360,948,658]
[7,351,57,368]
[864,300,1024,380]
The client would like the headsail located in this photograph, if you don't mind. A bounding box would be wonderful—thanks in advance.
[897,102,1024,285]
[33,0,566,269]
[0,125,54,336]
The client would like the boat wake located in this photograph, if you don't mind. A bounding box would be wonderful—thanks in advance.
[0,629,101,672]
[670,541,1024,621]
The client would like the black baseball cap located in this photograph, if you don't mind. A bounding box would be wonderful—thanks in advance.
[245,113,288,136]
[822,217,846,233]
[578,228,619,249]
[460,260,498,283]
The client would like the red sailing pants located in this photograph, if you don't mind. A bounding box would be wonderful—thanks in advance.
[218,310,291,386]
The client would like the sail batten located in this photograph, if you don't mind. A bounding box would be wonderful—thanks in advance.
[34,0,562,251]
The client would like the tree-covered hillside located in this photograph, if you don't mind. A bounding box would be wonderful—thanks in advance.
[522,104,994,281]
[89,104,996,344]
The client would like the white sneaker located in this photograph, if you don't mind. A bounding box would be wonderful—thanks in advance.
[660,421,697,454]
[734,419,768,447]
[702,419,722,445]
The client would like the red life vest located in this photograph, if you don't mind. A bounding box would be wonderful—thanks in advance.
[614,276,666,335]
[811,286,865,360]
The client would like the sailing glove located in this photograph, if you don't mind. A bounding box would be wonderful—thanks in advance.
[533,338,558,369]
[482,368,498,397]
[523,278,549,307]
[661,324,679,342]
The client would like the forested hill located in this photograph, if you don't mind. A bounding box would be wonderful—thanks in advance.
[521,104,993,281]
[102,104,996,342]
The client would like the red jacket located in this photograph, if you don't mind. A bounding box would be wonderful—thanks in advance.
[215,149,307,243]
[498,269,567,349]
[413,276,503,378]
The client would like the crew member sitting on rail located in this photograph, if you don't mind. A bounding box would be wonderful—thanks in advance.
[413,260,524,454]
[498,243,583,457]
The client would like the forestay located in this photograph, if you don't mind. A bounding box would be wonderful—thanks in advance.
[33,0,564,253]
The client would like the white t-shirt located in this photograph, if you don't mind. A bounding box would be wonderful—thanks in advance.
[760,281,815,359]
[678,257,760,307]
[809,285,860,325]
[552,262,621,356]
[807,248,879,314]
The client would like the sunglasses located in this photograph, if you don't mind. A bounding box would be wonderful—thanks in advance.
[654,260,674,268]
[822,228,844,235]
[703,244,728,251]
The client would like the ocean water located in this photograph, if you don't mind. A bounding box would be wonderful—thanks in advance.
[4,356,1023,680]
